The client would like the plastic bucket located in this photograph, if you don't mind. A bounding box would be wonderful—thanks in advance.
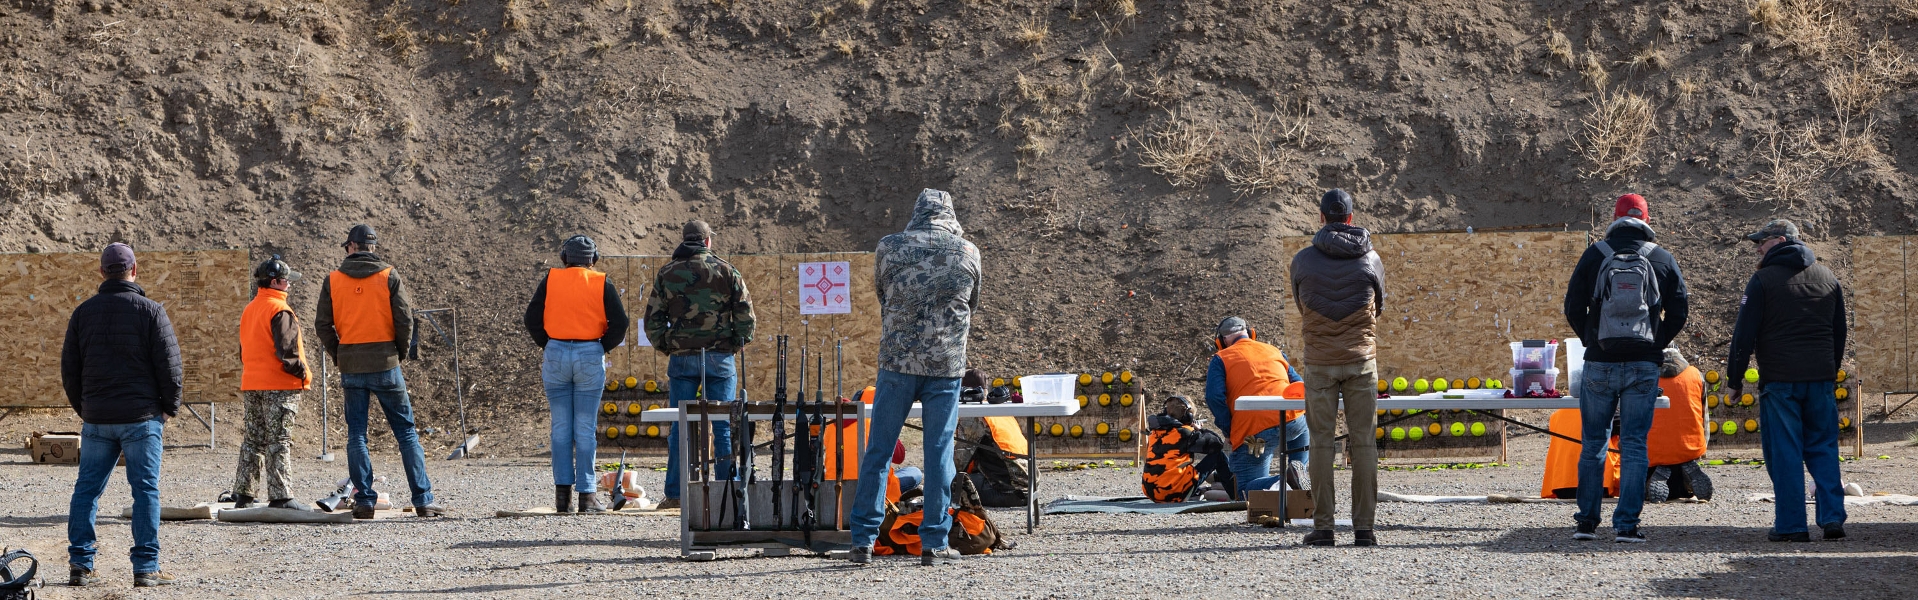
[1019,374,1079,405]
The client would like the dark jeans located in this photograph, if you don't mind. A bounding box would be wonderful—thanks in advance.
[344,367,435,508]
[69,418,164,574]
[665,352,737,500]
[850,369,961,550]
[1576,361,1657,531]
[1759,381,1847,534]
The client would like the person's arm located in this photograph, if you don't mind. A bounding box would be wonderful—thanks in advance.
[727,266,755,348]
[1563,247,1600,344]
[643,271,671,355]
[523,276,549,348]
[1653,251,1689,348]
[152,306,183,418]
[388,270,415,359]
[1368,251,1386,316]
[967,248,983,315]
[1204,356,1232,439]
[1725,275,1766,393]
[61,316,83,416]
[314,276,338,360]
[1832,285,1848,372]
[1279,349,1301,383]
[270,311,308,378]
[600,279,630,353]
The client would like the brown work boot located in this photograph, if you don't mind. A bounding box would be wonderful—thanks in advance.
[1302,529,1335,547]
[69,567,98,587]
[134,571,177,587]
[578,492,606,513]
[414,503,446,518]
[555,485,575,513]
[351,505,377,520]
[656,498,680,510]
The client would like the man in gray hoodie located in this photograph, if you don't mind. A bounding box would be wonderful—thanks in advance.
[846,189,982,567]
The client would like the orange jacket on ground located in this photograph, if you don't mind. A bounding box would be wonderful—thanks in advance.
[541,267,609,340]
[1216,339,1300,449]
[1649,366,1707,467]
[1541,408,1618,498]
[873,509,993,556]
[239,288,311,391]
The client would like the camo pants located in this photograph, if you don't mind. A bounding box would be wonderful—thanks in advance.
[234,390,300,501]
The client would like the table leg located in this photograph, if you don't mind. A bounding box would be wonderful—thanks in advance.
[1027,416,1037,534]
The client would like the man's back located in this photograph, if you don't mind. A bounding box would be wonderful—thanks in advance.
[875,189,980,378]
[644,242,754,355]
[62,280,182,424]
[1735,242,1844,381]
[1289,223,1385,366]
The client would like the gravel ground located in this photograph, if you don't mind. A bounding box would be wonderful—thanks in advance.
[5,422,1918,599]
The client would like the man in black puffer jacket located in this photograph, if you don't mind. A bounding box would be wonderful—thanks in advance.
[1725,219,1848,543]
[60,243,183,588]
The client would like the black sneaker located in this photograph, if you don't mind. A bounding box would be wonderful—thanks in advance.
[1821,524,1846,541]
[1573,523,1597,541]
[848,546,872,565]
[1767,530,1810,542]
[1645,466,1672,503]
[1352,530,1377,547]
[1680,461,1714,501]
[1302,529,1334,546]
[1614,528,1647,543]
[231,494,256,509]
[920,547,961,566]
[69,567,98,587]
[134,571,178,587]
[351,505,377,520]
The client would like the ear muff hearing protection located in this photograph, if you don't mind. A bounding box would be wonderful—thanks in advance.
[1213,328,1257,350]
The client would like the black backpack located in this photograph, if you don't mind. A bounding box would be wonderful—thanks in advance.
[1591,241,1660,352]
[0,548,37,600]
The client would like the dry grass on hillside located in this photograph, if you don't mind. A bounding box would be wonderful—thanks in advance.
[1577,91,1656,180]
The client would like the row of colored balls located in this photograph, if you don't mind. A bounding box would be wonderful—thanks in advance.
[603,377,662,393]
[1378,422,1491,441]
[602,402,666,416]
[1076,393,1138,408]
[1702,368,1849,387]
[1705,387,1851,409]
[1074,371,1137,386]
[1378,377,1505,394]
[604,424,665,439]
[1030,421,1135,442]
[1707,416,1855,436]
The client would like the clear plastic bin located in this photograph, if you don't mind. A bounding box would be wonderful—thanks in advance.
[1511,340,1559,370]
[1510,368,1561,396]
[1019,374,1079,405]
[1564,339,1585,397]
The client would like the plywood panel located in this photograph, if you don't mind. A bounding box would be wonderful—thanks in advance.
[1275,232,1588,383]
[1848,236,1910,392]
[0,250,249,407]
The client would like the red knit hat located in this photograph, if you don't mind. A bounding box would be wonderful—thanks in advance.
[1614,194,1648,221]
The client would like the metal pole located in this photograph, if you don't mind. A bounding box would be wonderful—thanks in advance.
[319,354,333,461]
[453,307,464,439]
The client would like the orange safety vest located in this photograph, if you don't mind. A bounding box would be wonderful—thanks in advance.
[328,268,395,344]
[1142,426,1199,502]
[822,386,879,480]
[239,287,311,391]
[1649,366,1708,467]
[543,267,609,341]
[1540,409,1619,499]
[1216,338,1300,449]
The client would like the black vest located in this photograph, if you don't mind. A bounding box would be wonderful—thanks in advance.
[1753,261,1841,382]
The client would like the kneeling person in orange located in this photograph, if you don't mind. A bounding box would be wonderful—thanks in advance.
[1142,395,1235,502]
[1646,347,1711,501]
[231,257,312,509]
[1541,409,1620,499]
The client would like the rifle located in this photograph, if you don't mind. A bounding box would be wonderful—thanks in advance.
[833,341,846,528]
[795,346,814,546]
[733,374,752,530]
[804,354,826,548]
[699,348,712,532]
[611,450,629,511]
[771,336,788,530]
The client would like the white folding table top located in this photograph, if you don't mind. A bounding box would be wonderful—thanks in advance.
[1236,395,1670,411]
[640,401,1082,422]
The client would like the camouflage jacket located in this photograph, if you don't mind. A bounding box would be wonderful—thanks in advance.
[874,189,981,378]
[644,242,756,355]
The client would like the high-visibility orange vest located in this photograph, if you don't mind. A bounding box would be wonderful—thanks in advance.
[1142,426,1199,502]
[1649,366,1708,467]
[542,267,609,340]
[328,268,395,344]
[823,386,879,480]
[1216,338,1300,449]
[982,416,1028,456]
[239,287,311,391]
[1540,409,1619,498]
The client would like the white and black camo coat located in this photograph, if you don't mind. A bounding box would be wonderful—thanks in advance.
[873,189,982,379]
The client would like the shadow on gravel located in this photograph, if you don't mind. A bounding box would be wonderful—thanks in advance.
[0,515,66,528]
[1481,523,1918,553]
[1648,555,1912,600]
[1061,524,1494,538]
[448,538,678,550]
[1862,420,1918,444]
[360,563,862,595]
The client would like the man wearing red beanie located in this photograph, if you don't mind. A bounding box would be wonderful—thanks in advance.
[1561,193,1690,544]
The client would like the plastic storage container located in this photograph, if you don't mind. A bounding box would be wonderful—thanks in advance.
[1564,339,1585,397]
[1019,374,1079,405]
[1510,369,1561,396]
[1511,340,1559,370]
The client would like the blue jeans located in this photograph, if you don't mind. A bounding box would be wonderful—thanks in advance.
[665,352,736,500]
[850,369,961,550]
[69,418,164,574]
[1759,381,1847,534]
[1576,361,1658,530]
[894,466,924,493]
[543,341,606,492]
[1228,418,1309,497]
[344,367,435,508]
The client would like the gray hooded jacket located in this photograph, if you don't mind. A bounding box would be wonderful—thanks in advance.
[1290,223,1386,366]
[874,189,982,378]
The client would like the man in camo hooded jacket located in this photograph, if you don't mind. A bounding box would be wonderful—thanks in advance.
[847,189,982,567]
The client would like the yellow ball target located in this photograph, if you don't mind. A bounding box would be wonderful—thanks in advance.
[1120,371,1134,384]
[1390,409,1405,416]
[604,426,621,439]
[602,402,618,415]
[1707,395,1720,408]
[1101,372,1115,384]
[1375,428,1385,440]
[605,381,619,392]
[1077,395,1090,408]
[1078,374,1093,386]
[647,403,661,411]
[1032,422,1044,435]
[1119,394,1135,407]
[623,425,639,438]
[1836,387,1849,401]
[1705,370,1721,384]
[644,380,660,392]
[1467,377,1482,389]
[1118,428,1134,442]
[1451,378,1466,390]
[992,377,1007,387]
[1744,419,1759,433]
[646,424,661,437]
[1836,369,1848,383]
[1840,417,1852,429]
[1427,423,1443,436]
[1095,422,1112,435]
[1720,421,1738,435]
[624,376,639,390]
[627,403,644,416]
[1378,380,1389,392]
[1097,393,1112,407]
[1069,425,1085,438]
[1377,410,1387,417]
[1740,393,1755,407]
[1049,423,1066,437]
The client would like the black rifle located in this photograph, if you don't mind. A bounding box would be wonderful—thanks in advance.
[803,354,826,549]
[833,342,846,529]
[771,336,788,530]
[794,346,811,533]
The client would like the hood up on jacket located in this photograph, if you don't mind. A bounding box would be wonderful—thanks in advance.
[1760,240,1817,270]
[906,189,964,237]
[1311,222,1373,259]
[1605,217,1656,242]
[1660,347,1690,378]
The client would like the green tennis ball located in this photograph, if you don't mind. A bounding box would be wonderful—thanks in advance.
[1470,422,1487,436]
[1708,459,1725,465]
[1406,408,1421,416]
[1720,420,1738,435]
[1390,427,1406,441]
[1434,378,1451,392]
[1488,379,1503,389]
[1743,368,1759,384]
[1449,422,1466,436]
[1391,377,1409,392]
[1407,426,1425,441]
[1414,378,1431,393]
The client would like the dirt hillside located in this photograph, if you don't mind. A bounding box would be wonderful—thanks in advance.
[3,0,1915,451]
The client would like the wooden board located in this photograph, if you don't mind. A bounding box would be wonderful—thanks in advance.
[0,250,250,407]
[1850,236,1912,393]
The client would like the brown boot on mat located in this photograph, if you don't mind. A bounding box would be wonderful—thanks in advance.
[555,485,575,513]
[578,492,606,513]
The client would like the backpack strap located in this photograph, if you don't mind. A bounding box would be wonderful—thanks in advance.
[1593,240,1614,256]
[0,548,36,590]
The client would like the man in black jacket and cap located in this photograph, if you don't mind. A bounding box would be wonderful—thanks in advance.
[61,242,183,588]
[1725,219,1848,543]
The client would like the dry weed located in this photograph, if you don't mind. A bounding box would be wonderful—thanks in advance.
[502,0,527,31]
[1674,77,1701,99]
[834,37,857,56]
[1624,46,1668,72]
[1735,123,1827,207]
[1747,0,1848,58]
[493,53,514,74]
[1900,0,1918,20]
[1088,0,1138,20]
[1580,53,1610,89]
[1015,73,1049,103]
[1015,19,1049,52]
[1545,23,1575,67]
[1818,42,1910,167]
[1577,91,1656,180]
[374,6,420,57]
[1131,115,1217,188]
[845,0,872,11]
[1221,99,1311,196]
